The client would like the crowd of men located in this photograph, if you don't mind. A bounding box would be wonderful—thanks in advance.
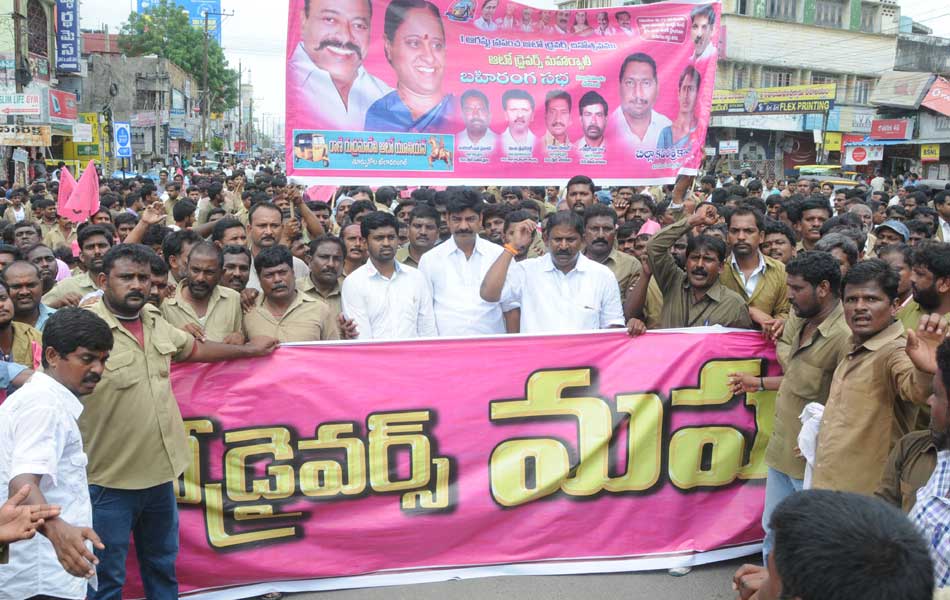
[0,161,948,599]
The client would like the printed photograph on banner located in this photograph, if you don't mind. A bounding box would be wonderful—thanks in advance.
[285,0,721,184]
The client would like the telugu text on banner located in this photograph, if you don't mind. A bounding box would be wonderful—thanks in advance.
[285,0,721,186]
[124,329,776,598]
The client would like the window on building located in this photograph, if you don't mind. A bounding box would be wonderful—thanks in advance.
[765,0,797,21]
[812,72,841,101]
[734,65,749,89]
[815,0,845,28]
[27,0,48,57]
[861,4,878,32]
[736,0,751,15]
[762,68,793,88]
[853,78,873,104]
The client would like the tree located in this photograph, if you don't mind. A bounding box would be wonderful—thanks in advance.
[119,0,238,114]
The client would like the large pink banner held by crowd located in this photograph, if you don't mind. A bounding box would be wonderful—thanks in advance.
[285,0,720,186]
[124,329,777,598]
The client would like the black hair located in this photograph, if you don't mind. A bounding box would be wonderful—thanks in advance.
[482,202,509,222]
[583,203,618,227]
[141,224,172,248]
[360,211,399,238]
[619,52,657,82]
[149,252,169,276]
[771,490,933,600]
[501,88,535,111]
[795,196,833,222]
[349,199,377,219]
[727,206,764,231]
[211,217,246,243]
[161,229,202,269]
[41,307,114,369]
[307,234,345,257]
[504,209,533,231]
[877,243,913,268]
[578,90,608,115]
[248,202,282,224]
[566,174,595,194]
[911,239,950,279]
[689,3,715,25]
[254,244,293,275]
[687,234,727,262]
[222,244,252,264]
[408,204,441,226]
[77,224,114,250]
[446,188,484,215]
[617,220,640,239]
[410,188,436,205]
[906,219,934,239]
[114,212,138,229]
[934,190,950,206]
[383,0,441,46]
[841,258,899,300]
[375,186,397,207]
[461,89,489,110]
[543,211,584,237]
[544,90,572,112]
[173,200,197,222]
[500,186,523,201]
[187,241,223,268]
[101,243,155,276]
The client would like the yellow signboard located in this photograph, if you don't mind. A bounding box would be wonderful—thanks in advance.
[921,144,940,162]
[0,125,51,146]
[712,83,837,115]
[824,132,842,152]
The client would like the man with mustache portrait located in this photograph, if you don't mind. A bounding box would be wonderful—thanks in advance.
[500,89,537,159]
[689,4,716,64]
[289,0,392,129]
[645,203,752,329]
[542,90,573,156]
[610,52,672,152]
[457,89,497,158]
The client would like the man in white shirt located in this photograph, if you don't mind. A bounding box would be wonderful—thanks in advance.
[0,308,113,599]
[611,52,672,151]
[689,4,717,63]
[343,212,436,339]
[480,212,627,334]
[288,0,391,129]
[500,89,537,158]
[419,190,519,336]
[473,0,498,30]
[457,90,497,159]
[935,191,950,242]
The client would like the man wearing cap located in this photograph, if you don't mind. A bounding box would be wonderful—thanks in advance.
[875,219,910,250]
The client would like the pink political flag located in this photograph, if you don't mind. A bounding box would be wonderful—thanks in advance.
[56,166,76,219]
[60,160,100,223]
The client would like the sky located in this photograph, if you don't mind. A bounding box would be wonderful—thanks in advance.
[79,0,950,130]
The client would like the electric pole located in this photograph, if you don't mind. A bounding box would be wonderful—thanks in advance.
[237,60,242,152]
[198,9,234,152]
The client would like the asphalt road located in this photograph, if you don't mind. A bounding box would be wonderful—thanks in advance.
[279,556,751,600]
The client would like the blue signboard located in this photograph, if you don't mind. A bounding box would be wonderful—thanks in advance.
[113,122,132,159]
[137,0,221,44]
[56,0,80,73]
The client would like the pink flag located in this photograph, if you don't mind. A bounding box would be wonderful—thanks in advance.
[56,167,76,220]
[60,160,100,223]
[306,184,336,201]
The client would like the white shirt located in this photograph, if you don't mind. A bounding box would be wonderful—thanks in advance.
[473,16,497,31]
[288,42,392,130]
[506,253,625,334]
[500,128,536,156]
[342,260,436,340]
[457,128,497,154]
[247,255,311,292]
[0,373,93,600]
[609,107,671,151]
[870,176,886,192]
[418,235,519,336]
[940,218,950,242]
[730,252,767,298]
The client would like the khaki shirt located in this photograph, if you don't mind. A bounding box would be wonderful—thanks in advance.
[43,226,77,251]
[874,430,938,513]
[765,302,851,479]
[297,275,343,319]
[3,205,31,224]
[721,253,790,320]
[896,300,950,333]
[596,249,641,301]
[161,282,244,342]
[6,321,42,367]
[395,246,420,269]
[647,218,753,329]
[79,302,195,489]
[244,291,340,343]
[644,278,664,330]
[812,320,932,495]
[527,233,546,259]
[41,272,97,306]
[164,196,180,225]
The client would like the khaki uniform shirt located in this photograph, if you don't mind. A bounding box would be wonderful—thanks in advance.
[765,302,851,479]
[812,320,932,495]
[875,430,938,513]
[647,218,753,329]
[41,272,97,306]
[164,196,180,225]
[721,253,790,320]
[43,226,77,251]
[297,276,343,319]
[896,300,950,333]
[161,282,244,342]
[596,249,641,301]
[3,205,31,224]
[6,321,42,367]
[79,302,196,489]
[527,233,545,259]
[395,246,420,269]
[244,291,340,343]
[644,278,664,330]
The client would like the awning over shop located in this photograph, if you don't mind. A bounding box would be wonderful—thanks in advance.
[870,71,935,110]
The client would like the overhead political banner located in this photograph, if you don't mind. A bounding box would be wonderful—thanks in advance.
[712,84,836,116]
[285,0,722,186]
[123,329,777,599]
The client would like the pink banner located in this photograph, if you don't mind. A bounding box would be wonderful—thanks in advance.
[285,0,720,186]
[125,329,776,598]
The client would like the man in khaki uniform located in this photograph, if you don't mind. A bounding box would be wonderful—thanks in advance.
[299,235,344,319]
[812,259,932,496]
[645,205,752,329]
[245,245,340,343]
[81,244,277,600]
[582,204,641,299]
[728,252,851,561]
[41,224,113,308]
[41,214,77,253]
[0,279,41,367]
[395,205,440,268]
[720,206,790,338]
[161,243,244,343]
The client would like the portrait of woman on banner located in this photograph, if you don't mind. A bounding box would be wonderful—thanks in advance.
[658,65,700,151]
[364,0,459,133]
